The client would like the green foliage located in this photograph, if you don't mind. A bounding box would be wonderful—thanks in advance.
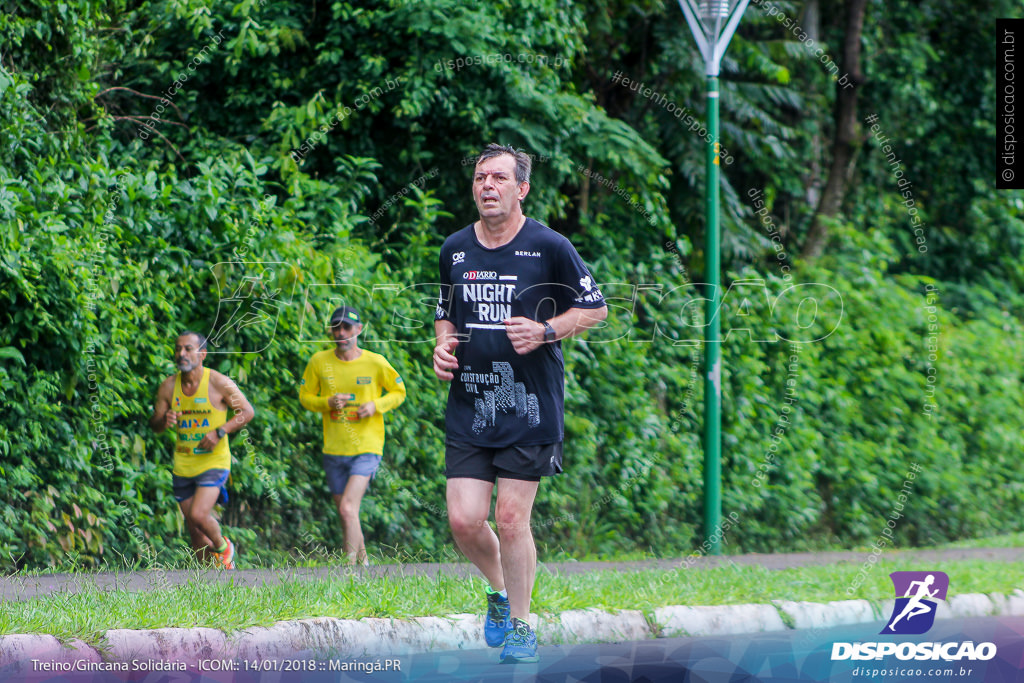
[854,0,1024,284]
[1,0,1021,571]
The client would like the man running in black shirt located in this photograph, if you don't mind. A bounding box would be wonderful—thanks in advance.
[433,143,607,663]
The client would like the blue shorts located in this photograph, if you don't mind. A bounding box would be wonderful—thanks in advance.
[323,453,382,495]
[173,469,229,505]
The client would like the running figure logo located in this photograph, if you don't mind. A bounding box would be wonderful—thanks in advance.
[208,273,282,352]
[881,571,949,635]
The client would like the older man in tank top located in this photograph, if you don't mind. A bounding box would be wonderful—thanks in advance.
[150,330,255,568]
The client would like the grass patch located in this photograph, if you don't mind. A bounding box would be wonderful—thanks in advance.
[938,532,1024,549]
[2,558,1021,645]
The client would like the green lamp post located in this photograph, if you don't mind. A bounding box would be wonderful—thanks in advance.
[676,0,750,555]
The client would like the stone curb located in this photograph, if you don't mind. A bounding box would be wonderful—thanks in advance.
[3,591,1022,671]
[543,608,650,644]
[655,603,787,637]
[772,599,877,629]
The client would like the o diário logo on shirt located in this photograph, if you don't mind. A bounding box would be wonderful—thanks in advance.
[464,271,497,280]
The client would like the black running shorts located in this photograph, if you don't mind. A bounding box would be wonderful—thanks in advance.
[445,439,563,482]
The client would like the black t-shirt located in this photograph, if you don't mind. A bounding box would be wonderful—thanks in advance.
[436,218,605,447]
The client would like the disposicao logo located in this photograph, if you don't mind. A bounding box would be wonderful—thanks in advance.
[831,570,997,663]
[882,571,948,635]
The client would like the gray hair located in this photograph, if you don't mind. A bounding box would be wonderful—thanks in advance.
[475,143,532,184]
[179,330,208,350]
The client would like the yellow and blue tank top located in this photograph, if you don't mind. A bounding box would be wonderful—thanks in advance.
[172,368,230,476]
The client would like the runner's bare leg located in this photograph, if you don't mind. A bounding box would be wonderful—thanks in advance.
[447,477,505,590]
[495,477,539,621]
[334,474,372,563]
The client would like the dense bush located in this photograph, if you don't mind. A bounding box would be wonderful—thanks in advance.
[2,0,1023,570]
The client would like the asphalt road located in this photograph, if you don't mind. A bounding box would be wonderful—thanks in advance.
[3,546,1021,602]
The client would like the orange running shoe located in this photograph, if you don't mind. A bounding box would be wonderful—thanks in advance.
[215,538,236,569]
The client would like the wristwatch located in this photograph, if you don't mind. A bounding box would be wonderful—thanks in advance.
[542,321,556,342]
[215,427,226,439]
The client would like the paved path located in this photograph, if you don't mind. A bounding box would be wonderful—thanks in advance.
[3,546,1021,602]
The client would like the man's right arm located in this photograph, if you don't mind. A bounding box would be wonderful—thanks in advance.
[299,357,332,412]
[149,377,176,433]
[433,320,459,381]
[433,245,460,382]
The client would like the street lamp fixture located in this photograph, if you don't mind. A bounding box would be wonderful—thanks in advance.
[679,0,749,76]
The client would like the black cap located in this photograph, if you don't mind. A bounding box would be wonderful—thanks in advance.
[329,306,362,327]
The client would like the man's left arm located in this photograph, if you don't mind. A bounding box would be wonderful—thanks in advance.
[506,237,608,355]
[198,373,256,449]
[505,305,608,355]
[357,363,407,418]
[548,305,609,339]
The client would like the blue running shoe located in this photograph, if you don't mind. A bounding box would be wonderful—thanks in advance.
[484,588,512,647]
[500,618,539,663]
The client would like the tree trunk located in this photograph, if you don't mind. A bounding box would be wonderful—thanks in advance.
[800,0,868,260]
[804,0,823,213]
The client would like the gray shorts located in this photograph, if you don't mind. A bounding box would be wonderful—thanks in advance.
[323,453,382,495]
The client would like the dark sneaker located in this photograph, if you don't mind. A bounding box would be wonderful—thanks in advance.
[500,618,539,663]
[484,589,512,647]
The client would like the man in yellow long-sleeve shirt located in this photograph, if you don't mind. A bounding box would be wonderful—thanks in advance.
[300,306,406,564]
